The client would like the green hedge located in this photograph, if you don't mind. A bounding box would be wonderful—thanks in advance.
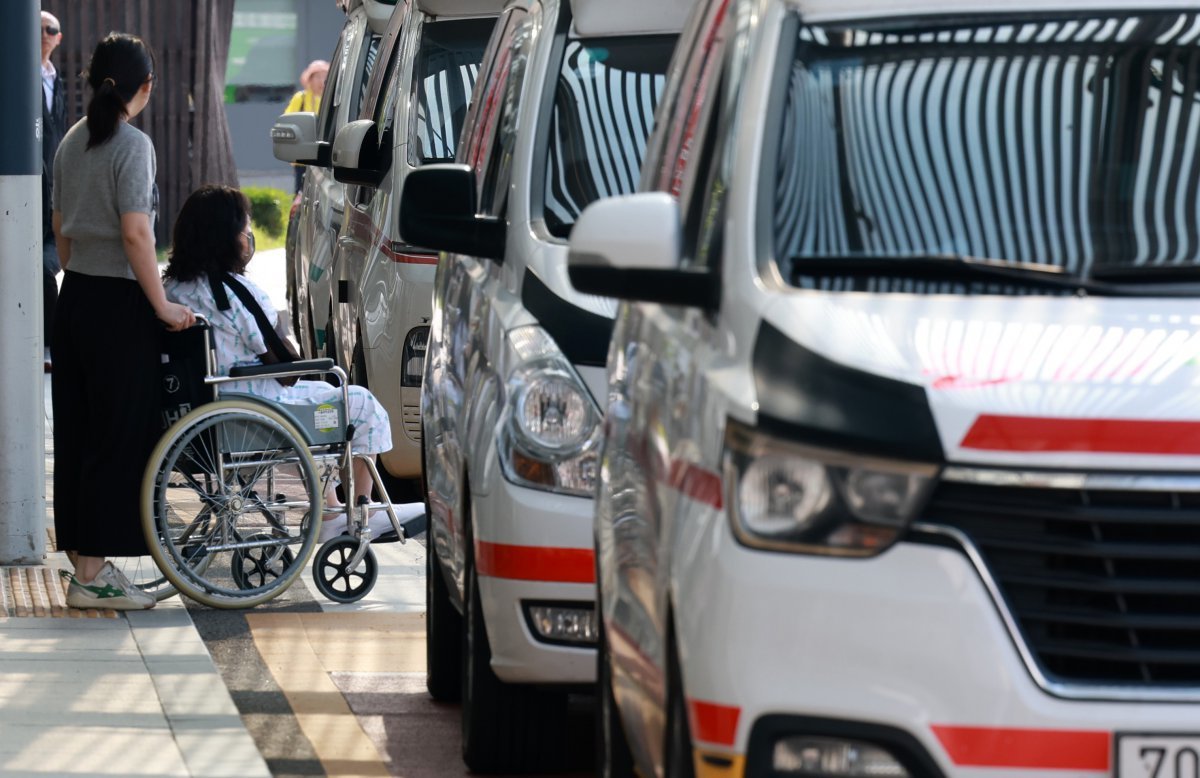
[242,186,291,239]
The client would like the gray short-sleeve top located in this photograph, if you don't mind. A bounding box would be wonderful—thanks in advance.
[52,119,157,280]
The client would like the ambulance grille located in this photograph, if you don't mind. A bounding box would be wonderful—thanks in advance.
[923,480,1200,686]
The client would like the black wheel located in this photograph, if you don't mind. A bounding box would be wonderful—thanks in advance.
[664,628,696,778]
[426,530,462,701]
[461,521,568,772]
[596,606,635,777]
[302,299,317,360]
[312,537,377,603]
[231,532,296,591]
[285,215,300,344]
[351,334,368,390]
[324,313,338,366]
[142,402,321,609]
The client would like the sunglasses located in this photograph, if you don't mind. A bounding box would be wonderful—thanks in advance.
[43,25,60,36]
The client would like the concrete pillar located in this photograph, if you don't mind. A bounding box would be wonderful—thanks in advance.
[0,0,46,564]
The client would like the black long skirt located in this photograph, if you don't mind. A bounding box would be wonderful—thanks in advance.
[52,270,161,557]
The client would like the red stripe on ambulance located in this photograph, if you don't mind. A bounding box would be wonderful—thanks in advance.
[961,415,1200,454]
[474,541,594,584]
[932,724,1110,770]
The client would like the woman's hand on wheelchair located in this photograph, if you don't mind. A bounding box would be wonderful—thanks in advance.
[156,301,196,332]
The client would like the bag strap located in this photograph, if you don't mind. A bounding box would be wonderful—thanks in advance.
[209,272,296,365]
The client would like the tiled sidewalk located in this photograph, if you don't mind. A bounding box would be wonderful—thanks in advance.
[0,371,271,777]
[0,605,271,777]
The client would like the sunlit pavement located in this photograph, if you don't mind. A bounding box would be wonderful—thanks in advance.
[0,249,590,777]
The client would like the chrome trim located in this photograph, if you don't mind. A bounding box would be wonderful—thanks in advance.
[941,466,1200,492]
[911,522,1200,703]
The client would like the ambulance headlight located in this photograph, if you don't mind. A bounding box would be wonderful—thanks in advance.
[725,420,938,557]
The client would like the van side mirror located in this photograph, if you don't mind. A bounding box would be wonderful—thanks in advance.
[567,193,714,308]
[271,112,330,167]
[398,164,506,261]
[331,119,389,187]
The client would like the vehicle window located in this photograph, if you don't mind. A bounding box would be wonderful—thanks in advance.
[355,34,382,119]
[773,12,1200,288]
[411,17,495,164]
[460,9,527,178]
[542,36,676,238]
[373,38,404,137]
[318,30,349,142]
[476,14,535,217]
[647,0,732,197]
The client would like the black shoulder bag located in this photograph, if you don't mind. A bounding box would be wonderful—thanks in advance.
[209,272,301,385]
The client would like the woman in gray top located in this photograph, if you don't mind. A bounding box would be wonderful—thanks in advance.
[51,33,195,611]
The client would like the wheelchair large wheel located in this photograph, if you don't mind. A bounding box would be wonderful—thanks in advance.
[142,401,322,608]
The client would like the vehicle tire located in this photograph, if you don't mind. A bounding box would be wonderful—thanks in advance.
[664,627,696,778]
[302,299,316,360]
[351,333,368,390]
[596,607,636,778]
[461,513,568,773]
[324,313,338,368]
[426,530,462,701]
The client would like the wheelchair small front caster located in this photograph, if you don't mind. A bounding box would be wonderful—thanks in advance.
[312,536,378,603]
[232,533,296,591]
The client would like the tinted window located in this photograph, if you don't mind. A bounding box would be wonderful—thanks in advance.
[773,12,1200,287]
[356,34,382,119]
[543,36,676,237]
[412,17,495,164]
[478,14,534,216]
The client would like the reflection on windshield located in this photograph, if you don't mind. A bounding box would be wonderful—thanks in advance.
[775,13,1200,288]
[543,37,675,238]
[414,17,494,164]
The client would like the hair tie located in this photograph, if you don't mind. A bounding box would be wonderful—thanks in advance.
[103,77,116,87]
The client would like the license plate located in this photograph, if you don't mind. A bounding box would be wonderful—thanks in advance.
[1117,734,1200,778]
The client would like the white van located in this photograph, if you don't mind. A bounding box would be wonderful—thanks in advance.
[569,1,1200,776]
[397,0,693,771]
[325,0,501,486]
[270,0,393,359]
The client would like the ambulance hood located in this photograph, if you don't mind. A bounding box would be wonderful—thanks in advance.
[754,292,1200,470]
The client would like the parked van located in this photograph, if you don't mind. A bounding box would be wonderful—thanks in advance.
[270,0,393,358]
[327,0,500,486]
[397,0,693,770]
[568,1,1200,776]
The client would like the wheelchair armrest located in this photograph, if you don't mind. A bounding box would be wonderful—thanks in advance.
[228,358,335,379]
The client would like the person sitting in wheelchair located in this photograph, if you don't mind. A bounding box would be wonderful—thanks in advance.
[163,184,421,542]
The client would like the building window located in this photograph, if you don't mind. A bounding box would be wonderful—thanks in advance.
[225,0,298,103]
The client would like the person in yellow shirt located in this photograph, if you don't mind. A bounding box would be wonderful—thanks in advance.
[285,59,329,192]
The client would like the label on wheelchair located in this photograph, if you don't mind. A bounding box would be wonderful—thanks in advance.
[314,404,339,432]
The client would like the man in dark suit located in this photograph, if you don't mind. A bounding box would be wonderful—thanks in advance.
[41,10,66,372]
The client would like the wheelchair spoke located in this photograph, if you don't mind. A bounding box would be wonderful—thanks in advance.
[146,404,320,608]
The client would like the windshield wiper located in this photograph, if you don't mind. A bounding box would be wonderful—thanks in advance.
[789,254,1097,291]
[1089,263,1200,284]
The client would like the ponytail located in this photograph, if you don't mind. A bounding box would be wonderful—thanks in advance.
[82,33,156,149]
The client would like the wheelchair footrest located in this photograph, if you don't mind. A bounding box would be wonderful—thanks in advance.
[371,511,427,544]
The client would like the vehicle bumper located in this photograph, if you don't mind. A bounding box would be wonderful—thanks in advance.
[675,527,1198,777]
[472,475,597,685]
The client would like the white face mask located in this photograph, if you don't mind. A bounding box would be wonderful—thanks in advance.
[241,226,256,263]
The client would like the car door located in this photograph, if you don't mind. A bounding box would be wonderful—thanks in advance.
[601,0,736,763]
[332,0,410,369]
[303,9,382,358]
[426,3,535,595]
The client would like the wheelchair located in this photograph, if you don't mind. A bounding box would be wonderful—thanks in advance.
[135,318,420,608]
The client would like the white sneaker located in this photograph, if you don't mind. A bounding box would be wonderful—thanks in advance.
[66,562,156,610]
